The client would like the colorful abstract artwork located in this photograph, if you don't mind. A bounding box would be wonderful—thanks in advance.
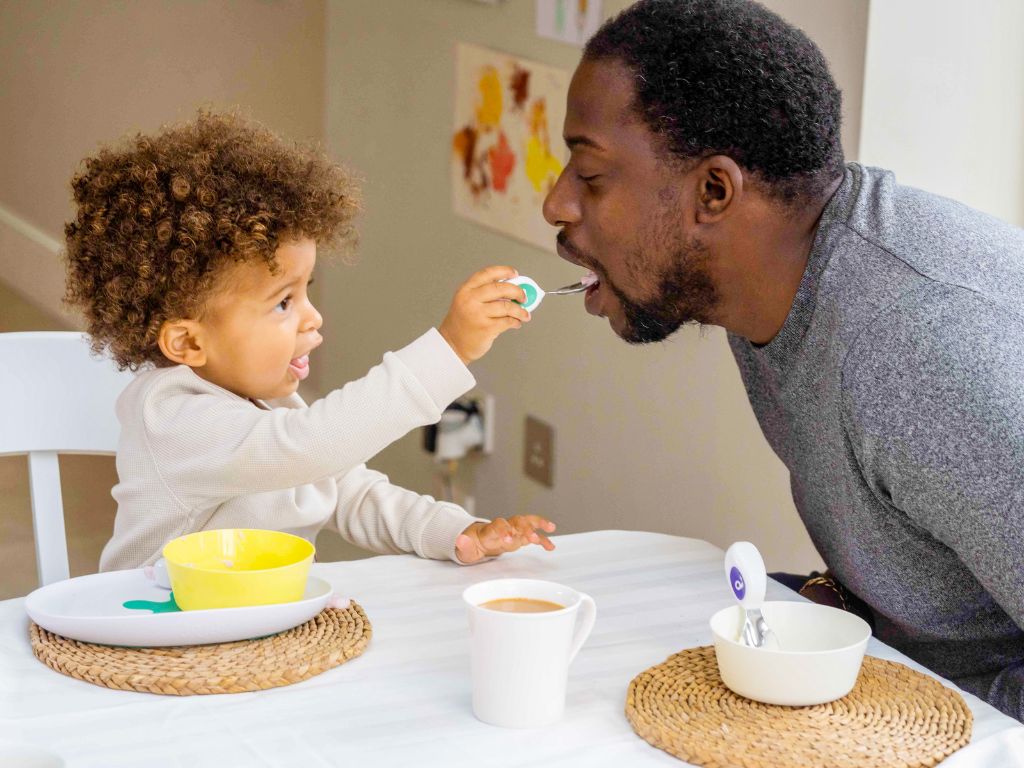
[536,0,604,47]
[451,42,569,252]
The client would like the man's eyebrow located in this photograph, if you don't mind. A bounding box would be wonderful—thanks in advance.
[565,134,605,152]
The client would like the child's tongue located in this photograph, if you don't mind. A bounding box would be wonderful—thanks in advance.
[289,355,310,381]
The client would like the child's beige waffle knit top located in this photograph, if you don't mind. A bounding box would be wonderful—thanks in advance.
[101,329,484,571]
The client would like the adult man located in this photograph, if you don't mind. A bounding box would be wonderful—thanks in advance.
[543,0,1024,719]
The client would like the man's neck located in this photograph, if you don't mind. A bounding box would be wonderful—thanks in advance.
[713,178,842,344]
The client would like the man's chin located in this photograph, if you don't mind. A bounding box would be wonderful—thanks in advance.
[608,313,651,345]
[616,313,685,345]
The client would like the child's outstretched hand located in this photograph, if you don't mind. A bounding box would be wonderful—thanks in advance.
[439,266,531,364]
[455,515,556,564]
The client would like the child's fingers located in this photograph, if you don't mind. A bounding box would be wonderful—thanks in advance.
[534,534,556,551]
[509,515,557,550]
[486,302,531,323]
[480,518,515,550]
[471,282,528,305]
[488,519,544,555]
[480,516,555,554]
[513,515,556,533]
[465,265,518,288]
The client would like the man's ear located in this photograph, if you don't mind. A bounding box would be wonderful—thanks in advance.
[157,319,207,368]
[694,155,743,223]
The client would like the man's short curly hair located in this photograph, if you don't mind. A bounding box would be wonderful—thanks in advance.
[64,110,360,370]
[585,0,844,202]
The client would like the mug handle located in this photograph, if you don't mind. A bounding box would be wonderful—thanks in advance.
[568,592,597,663]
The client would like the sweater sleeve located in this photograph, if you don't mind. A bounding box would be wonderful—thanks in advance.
[326,464,489,562]
[139,329,475,509]
[842,286,1024,628]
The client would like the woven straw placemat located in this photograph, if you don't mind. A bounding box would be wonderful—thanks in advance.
[626,646,972,768]
[30,602,371,695]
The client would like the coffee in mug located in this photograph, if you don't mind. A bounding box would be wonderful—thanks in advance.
[463,578,596,728]
[480,598,564,613]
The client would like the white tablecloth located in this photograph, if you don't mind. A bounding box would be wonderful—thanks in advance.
[1,531,1022,767]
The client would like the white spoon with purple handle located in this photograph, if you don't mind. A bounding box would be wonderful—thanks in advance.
[724,541,779,649]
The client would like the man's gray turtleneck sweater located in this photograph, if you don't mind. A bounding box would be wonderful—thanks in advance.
[729,163,1024,720]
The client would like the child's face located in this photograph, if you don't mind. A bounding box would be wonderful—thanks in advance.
[195,237,323,401]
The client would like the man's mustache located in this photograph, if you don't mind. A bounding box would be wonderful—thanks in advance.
[557,231,587,264]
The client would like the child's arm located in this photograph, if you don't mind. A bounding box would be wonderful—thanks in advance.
[330,464,555,563]
[138,266,527,511]
[329,464,486,560]
[137,330,473,508]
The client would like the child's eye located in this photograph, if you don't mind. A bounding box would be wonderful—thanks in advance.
[276,297,292,312]
[577,173,601,187]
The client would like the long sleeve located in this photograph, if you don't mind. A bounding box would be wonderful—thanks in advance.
[843,286,1024,717]
[728,164,1024,722]
[844,287,1024,629]
[327,464,488,562]
[135,329,474,510]
[103,329,475,570]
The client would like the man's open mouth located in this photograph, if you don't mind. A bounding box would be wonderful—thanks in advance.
[556,234,604,314]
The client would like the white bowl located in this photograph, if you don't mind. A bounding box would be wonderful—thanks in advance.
[710,601,871,706]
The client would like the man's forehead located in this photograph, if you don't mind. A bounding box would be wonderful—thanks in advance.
[564,58,645,150]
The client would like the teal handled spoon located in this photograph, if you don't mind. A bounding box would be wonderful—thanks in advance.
[503,274,597,313]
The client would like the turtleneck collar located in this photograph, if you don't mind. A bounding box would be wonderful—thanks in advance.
[748,163,863,373]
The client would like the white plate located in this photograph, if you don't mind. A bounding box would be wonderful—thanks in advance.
[25,569,334,647]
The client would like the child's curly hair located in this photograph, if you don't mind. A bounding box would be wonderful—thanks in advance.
[64,110,360,370]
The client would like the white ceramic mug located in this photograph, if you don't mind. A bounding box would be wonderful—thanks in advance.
[463,578,597,728]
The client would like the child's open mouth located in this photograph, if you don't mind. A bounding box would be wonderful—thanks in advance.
[289,355,310,381]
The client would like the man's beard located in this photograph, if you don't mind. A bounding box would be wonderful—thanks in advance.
[608,236,719,344]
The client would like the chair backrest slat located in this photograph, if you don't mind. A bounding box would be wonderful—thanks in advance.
[28,451,69,585]
[0,332,135,586]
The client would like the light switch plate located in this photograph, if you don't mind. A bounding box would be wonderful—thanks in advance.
[524,415,554,488]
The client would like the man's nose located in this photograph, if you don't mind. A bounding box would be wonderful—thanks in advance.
[542,169,580,227]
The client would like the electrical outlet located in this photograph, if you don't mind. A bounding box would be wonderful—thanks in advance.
[524,415,554,487]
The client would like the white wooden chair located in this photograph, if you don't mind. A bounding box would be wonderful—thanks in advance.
[0,332,134,586]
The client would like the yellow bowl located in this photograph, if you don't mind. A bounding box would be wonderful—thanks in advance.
[162,529,315,611]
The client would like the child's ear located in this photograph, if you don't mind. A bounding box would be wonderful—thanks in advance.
[157,320,207,367]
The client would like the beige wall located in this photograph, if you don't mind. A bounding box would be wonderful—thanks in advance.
[0,0,329,594]
[859,0,1024,227]
[0,0,873,577]
[321,0,869,572]
[0,0,327,323]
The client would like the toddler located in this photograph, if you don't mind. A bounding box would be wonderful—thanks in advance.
[63,111,555,570]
